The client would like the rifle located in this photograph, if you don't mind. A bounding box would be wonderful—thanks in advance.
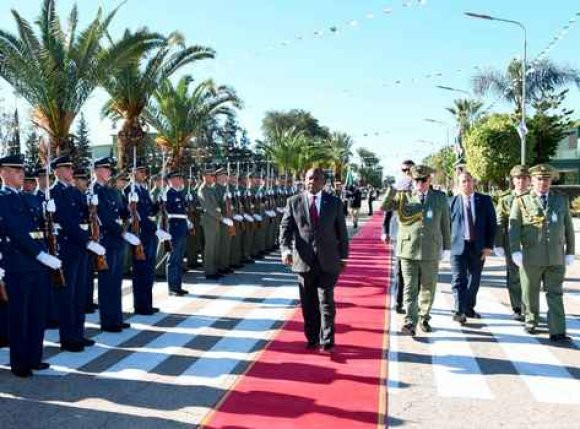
[186,165,197,236]
[45,143,66,287]
[0,278,8,303]
[129,146,146,260]
[89,162,109,272]
[160,150,173,252]
[224,162,236,237]
[235,161,244,232]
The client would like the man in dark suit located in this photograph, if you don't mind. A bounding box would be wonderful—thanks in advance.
[449,171,497,323]
[280,167,349,351]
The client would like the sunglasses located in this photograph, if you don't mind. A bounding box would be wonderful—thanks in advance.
[401,168,410,173]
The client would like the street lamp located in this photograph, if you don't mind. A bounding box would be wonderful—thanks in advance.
[465,11,527,165]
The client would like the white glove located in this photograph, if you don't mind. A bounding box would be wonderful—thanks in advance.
[129,192,139,203]
[45,199,56,213]
[122,232,141,246]
[36,251,62,270]
[156,229,172,241]
[244,214,254,222]
[186,194,194,202]
[494,247,505,257]
[86,241,106,256]
[565,255,575,266]
[222,218,234,227]
[160,193,167,202]
[254,214,263,222]
[187,220,194,230]
[440,250,451,262]
[512,251,523,267]
[0,267,4,279]
[233,214,244,222]
[381,233,388,242]
[90,194,99,206]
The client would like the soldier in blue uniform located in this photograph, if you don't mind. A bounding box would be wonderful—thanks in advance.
[51,156,105,351]
[92,157,141,332]
[124,164,171,314]
[165,171,190,295]
[0,154,62,377]
[0,245,7,349]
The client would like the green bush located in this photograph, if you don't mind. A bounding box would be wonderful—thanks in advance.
[572,196,580,217]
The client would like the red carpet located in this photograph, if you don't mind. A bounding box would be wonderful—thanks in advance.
[204,213,392,429]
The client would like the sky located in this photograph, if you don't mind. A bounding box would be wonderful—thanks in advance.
[1,0,580,176]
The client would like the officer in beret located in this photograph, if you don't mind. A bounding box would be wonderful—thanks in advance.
[494,165,530,320]
[92,157,141,332]
[382,164,451,336]
[509,163,575,342]
[125,163,171,313]
[51,155,105,351]
[164,170,190,294]
[198,166,222,280]
[0,154,62,377]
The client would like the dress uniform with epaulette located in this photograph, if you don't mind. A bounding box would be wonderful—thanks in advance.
[198,168,223,280]
[382,165,451,335]
[494,165,530,320]
[0,154,62,377]
[215,168,233,275]
[165,171,190,295]
[509,163,575,342]
[239,176,255,263]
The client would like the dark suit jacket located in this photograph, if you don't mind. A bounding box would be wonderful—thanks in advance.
[279,191,349,274]
[449,193,497,256]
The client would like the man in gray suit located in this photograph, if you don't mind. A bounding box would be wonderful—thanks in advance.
[280,167,349,351]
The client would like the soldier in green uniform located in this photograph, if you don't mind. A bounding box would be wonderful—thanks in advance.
[382,165,451,335]
[198,167,222,280]
[215,167,233,275]
[494,165,530,321]
[509,163,575,342]
[185,173,202,269]
[239,173,255,263]
[251,174,266,258]
[229,170,244,268]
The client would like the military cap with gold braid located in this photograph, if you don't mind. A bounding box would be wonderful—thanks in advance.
[509,164,530,178]
[410,164,434,180]
[529,163,556,179]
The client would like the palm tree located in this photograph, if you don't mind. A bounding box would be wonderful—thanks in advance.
[325,132,353,183]
[102,30,214,169]
[472,59,580,116]
[446,98,485,133]
[0,0,158,154]
[256,127,305,179]
[143,76,241,169]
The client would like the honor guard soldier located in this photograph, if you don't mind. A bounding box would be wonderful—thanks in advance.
[185,173,203,269]
[239,173,255,264]
[229,171,244,269]
[509,163,575,342]
[164,170,190,295]
[382,165,451,336]
[494,165,530,321]
[51,155,104,351]
[215,167,234,275]
[93,157,140,332]
[0,249,7,349]
[125,163,171,314]
[0,154,62,377]
[23,166,38,193]
[198,167,222,280]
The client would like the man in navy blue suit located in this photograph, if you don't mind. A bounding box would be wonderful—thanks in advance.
[449,171,497,324]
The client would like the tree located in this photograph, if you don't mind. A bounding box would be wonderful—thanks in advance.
[423,146,457,188]
[24,128,41,166]
[6,108,21,155]
[219,115,239,148]
[72,113,92,169]
[356,147,382,187]
[262,109,330,141]
[0,0,160,153]
[464,114,523,188]
[240,129,251,148]
[143,76,241,169]
[102,30,214,168]
[326,132,353,183]
[446,98,484,159]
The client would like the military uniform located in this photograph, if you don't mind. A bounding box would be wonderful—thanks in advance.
[185,185,203,269]
[382,165,451,334]
[509,164,575,341]
[228,181,244,268]
[251,183,266,257]
[198,173,222,279]
[215,170,233,274]
[240,180,255,262]
[164,173,189,295]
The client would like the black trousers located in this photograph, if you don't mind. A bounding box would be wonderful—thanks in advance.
[298,264,339,346]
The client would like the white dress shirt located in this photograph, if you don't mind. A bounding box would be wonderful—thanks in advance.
[462,193,476,241]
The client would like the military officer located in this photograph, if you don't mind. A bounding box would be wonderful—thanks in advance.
[125,164,171,314]
[229,172,244,269]
[185,174,203,269]
[165,170,190,295]
[382,165,451,335]
[509,163,575,342]
[215,167,234,275]
[51,155,105,351]
[0,154,62,377]
[198,167,222,280]
[494,165,530,321]
[251,175,266,258]
[93,157,141,332]
[239,174,255,263]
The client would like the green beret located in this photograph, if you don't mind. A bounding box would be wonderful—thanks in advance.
[529,163,556,178]
[509,164,530,177]
[410,164,434,180]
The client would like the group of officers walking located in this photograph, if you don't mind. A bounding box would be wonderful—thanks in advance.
[382,160,575,343]
[0,153,291,378]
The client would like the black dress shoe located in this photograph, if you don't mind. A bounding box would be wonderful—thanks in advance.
[452,313,467,325]
[11,367,32,378]
[60,342,85,352]
[243,259,255,264]
[513,313,525,322]
[420,320,433,333]
[205,274,221,281]
[121,322,131,329]
[524,325,537,335]
[321,343,334,352]
[550,334,573,343]
[305,341,318,350]
[466,311,482,319]
[135,309,155,316]
[84,307,96,314]
[0,337,9,348]
[82,338,96,346]
[401,324,416,336]
[395,305,405,315]
[101,325,123,333]
[152,307,160,313]
[170,289,188,296]
[32,362,50,370]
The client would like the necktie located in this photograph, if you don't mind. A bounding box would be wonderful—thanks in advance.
[466,196,476,242]
[419,193,425,205]
[540,194,548,210]
[309,195,319,226]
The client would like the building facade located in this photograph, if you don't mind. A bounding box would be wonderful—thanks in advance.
[552,125,580,185]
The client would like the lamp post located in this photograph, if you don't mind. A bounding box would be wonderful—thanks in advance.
[465,11,527,165]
